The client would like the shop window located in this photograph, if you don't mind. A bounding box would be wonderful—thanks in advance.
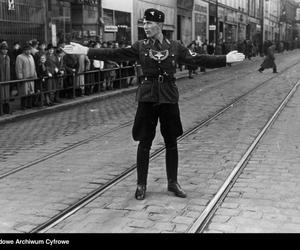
[103,8,113,25]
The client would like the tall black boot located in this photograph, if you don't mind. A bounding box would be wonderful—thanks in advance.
[166,145,187,198]
[166,146,178,183]
[136,143,151,185]
[135,142,151,200]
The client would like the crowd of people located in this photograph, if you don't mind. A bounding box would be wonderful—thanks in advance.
[0,39,137,115]
[0,37,299,116]
[183,38,300,78]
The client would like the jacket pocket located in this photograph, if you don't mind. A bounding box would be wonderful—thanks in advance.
[136,80,153,101]
[160,81,179,102]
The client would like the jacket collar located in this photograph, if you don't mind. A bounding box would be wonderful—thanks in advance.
[144,37,171,50]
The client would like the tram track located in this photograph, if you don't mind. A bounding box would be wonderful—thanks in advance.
[187,79,300,233]
[0,61,267,180]
[0,121,133,180]
[29,61,300,233]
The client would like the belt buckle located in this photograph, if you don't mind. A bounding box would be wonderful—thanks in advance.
[158,75,164,84]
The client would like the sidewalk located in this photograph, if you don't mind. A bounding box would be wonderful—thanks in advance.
[0,69,190,125]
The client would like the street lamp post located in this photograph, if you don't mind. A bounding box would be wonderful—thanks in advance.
[216,0,219,45]
[260,0,265,55]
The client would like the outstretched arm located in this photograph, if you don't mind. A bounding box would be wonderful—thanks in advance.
[63,42,140,62]
[178,43,245,68]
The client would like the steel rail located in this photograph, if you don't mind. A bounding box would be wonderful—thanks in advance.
[0,120,133,180]
[0,61,268,180]
[187,79,300,233]
[29,63,300,233]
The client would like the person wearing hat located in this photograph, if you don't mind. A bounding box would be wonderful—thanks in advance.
[15,43,37,109]
[258,40,278,73]
[63,8,245,200]
[0,42,12,114]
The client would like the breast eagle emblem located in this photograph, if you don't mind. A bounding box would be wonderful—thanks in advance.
[149,49,169,62]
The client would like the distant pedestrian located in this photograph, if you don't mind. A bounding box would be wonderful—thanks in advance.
[63,53,78,98]
[9,42,22,80]
[258,41,277,73]
[15,43,37,109]
[186,41,198,78]
[77,54,90,96]
[90,41,105,92]
[207,42,215,55]
[52,48,65,102]
[36,53,53,106]
[0,43,12,114]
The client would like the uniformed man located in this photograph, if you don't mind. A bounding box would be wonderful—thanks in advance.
[63,8,245,200]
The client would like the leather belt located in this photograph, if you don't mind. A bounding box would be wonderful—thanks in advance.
[141,74,174,84]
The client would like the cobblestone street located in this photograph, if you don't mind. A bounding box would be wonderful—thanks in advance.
[0,50,300,233]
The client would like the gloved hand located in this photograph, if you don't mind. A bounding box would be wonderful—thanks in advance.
[226,50,245,63]
[63,42,89,55]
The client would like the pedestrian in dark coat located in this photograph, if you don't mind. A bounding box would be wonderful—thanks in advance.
[186,41,198,78]
[63,8,245,201]
[8,42,22,98]
[63,54,78,98]
[0,43,12,114]
[53,48,65,101]
[9,42,22,80]
[258,41,277,73]
[36,53,53,106]
[207,42,215,55]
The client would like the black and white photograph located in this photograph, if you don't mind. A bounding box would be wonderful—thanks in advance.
[0,0,300,240]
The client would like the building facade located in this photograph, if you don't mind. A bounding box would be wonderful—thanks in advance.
[101,0,132,44]
[132,0,177,42]
[247,0,262,44]
[0,0,298,48]
[177,0,193,45]
[0,0,46,46]
[279,0,298,41]
[193,0,209,44]
[47,0,72,46]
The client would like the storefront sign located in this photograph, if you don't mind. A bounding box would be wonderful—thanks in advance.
[104,25,118,32]
[77,0,98,6]
[209,25,216,30]
[117,25,128,29]
[89,30,96,36]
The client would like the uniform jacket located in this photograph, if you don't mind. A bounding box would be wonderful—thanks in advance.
[88,38,227,103]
